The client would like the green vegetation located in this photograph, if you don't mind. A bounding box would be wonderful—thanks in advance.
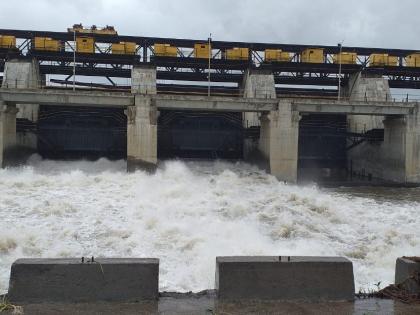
[0,296,22,314]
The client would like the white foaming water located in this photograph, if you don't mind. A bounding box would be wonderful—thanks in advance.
[0,155,419,294]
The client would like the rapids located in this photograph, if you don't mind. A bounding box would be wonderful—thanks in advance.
[0,155,419,294]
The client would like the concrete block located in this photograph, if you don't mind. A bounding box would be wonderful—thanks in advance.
[8,258,159,303]
[395,257,420,294]
[216,256,355,301]
[131,66,157,94]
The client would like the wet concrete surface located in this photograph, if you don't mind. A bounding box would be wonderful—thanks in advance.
[2,292,420,314]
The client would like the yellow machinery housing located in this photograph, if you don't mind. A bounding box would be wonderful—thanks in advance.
[0,35,16,48]
[68,24,117,35]
[154,43,177,57]
[264,49,290,62]
[301,48,324,63]
[369,54,398,67]
[34,37,61,51]
[112,42,136,55]
[406,53,420,67]
[226,47,249,60]
[76,37,95,53]
[194,43,211,59]
[333,52,357,64]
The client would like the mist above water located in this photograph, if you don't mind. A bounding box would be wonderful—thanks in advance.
[0,156,419,294]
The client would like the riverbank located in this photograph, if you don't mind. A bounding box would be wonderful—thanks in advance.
[1,292,420,314]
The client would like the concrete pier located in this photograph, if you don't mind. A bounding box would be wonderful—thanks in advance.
[8,258,159,303]
[0,104,18,167]
[382,109,420,184]
[344,73,420,184]
[242,69,276,128]
[345,72,390,134]
[126,96,158,172]
[131,65,157,95]
[127,66,158,172]
[242,70,300,183]
[259,100,300,183]
[356,113,420,184]
[215,256,355,301]
[1,59,40,154]
[345,73,398,183]
[242,70,276,161]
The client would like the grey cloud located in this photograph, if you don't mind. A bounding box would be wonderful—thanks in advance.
[0,0,419,49]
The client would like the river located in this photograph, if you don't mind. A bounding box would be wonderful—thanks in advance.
[0,155,419,294]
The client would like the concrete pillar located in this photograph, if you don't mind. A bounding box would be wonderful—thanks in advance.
[242,69,276,127]
[0,103,18,168]
[345,73,391,181]
[242,69,277,161]
[131,65,157,95]
[243,69,276,99]
[381,107,420,184]
[405,107,420,183]
[126,96,158,172]
[260,100,300,183]
[348,106,420,184]
[347,72,391,102]
[380,117,406,182]
[346,73,390,132]
[127,66,158,172]
[2,59,41,122]
[2,59,41,157]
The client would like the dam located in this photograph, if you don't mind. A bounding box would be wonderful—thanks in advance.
[1,27,420,183]
[0,62,418,184]
[1,27,420,303]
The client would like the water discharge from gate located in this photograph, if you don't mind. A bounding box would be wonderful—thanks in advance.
[0,156,419,294]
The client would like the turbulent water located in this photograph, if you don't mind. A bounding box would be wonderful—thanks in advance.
[0,155,419,294]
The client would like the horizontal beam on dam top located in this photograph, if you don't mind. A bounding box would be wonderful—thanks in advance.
[155,94,277,112]
[0,89,134,108]
[292,99,415,116]
[0,88,416,115]
[0,89,277,112]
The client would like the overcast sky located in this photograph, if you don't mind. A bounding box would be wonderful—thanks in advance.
[1,0,419,49]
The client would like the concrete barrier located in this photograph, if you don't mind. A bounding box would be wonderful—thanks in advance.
[8,258,159,303]
[216,256,355,301]
[395,257,420,294]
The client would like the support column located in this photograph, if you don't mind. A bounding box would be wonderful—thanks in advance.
[127,66,158,172]
[260,100,300,183]
[242,69,276,127]
[2,59,41,155]
[242,69,277,160]
[345,73,391,181]
[126,96,157,172]
[381,117,406,182]
[0,104,19,168]
[131,65,157,94]
[381,107,420,184]
[2,59,41,122]
[346,72,390,132]
[405,107,420,183]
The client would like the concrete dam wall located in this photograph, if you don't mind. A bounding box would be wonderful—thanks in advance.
[1,60,420,184]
